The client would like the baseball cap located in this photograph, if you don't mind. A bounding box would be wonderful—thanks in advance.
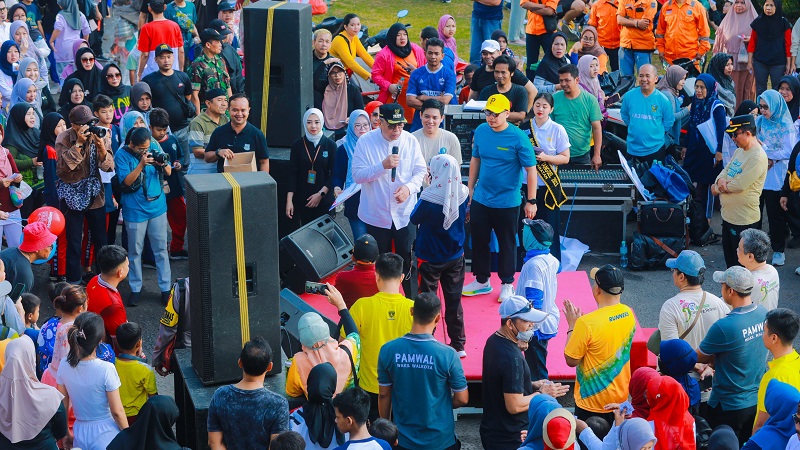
[379,103,407,124]
[297,312,331,348]
[665,250,705,277]
[200,28,224,44]
[208,19,233,36]
[713,266,754,294]
[484,94,510,114]
[154,43,173,56]
[590,264,624,295]
[353,233,379,263]
[68,105,95,125]
[480,39,500,53]
[726,114,755,134]
[217,1,235,11]
[499,295,548,323]
[522,218,554,248]
[205,88,227,101]
[19,221,57,253]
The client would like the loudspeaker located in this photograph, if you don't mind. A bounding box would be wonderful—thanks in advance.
[280,215,353,284]
[279,288,339,358]
[243,2,313,148]
[185,172,281,385]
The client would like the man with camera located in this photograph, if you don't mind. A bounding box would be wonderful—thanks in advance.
[55,105,115,286]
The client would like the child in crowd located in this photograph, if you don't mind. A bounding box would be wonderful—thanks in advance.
[271,431,307,450]
[127,48,141,86]
[86,245,129,349]
[93,95,122,247]
[114,322,158,425]
[149,108,187,260]
[369,419,399,448]
[458,65,477,105]
[331,387,392,450]
[21,292,40,350]
[37,281,69,376]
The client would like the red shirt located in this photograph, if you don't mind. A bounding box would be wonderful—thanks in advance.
[86,275,127,341]
[334,264,380,308]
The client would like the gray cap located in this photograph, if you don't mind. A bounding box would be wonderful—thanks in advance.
[297,312,331,348]
[713,266,754,294]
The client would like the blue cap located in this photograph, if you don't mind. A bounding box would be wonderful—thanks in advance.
[499,295,548,323]
[665,250,705,277]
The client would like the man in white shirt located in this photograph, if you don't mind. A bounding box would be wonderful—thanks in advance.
[352,104,427,297]
[737,228,779,311]
[411,98,462,165]
[0,1,10,44]
[659,250,729,351]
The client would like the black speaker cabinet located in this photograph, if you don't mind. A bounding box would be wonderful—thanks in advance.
[185,172,281,385]
[280,215,353,284]
[243,2,313,148]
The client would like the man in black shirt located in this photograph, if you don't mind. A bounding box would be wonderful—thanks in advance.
[478,55,530,126]
[205,94,270,173]
[143,43,194,167]
[469,39,537,113]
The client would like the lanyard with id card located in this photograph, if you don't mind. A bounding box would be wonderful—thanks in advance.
[304,139,321,184]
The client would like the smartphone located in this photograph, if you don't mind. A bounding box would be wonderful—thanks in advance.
[9,283,25,301]
[604,93,621,107]
[304,281,328,295]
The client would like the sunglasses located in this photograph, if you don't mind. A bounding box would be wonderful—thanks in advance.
[484,110,503,118]
[106,72,121,79]
[758,103,769,110]
[81,57,95,63]
[512,301,534,317]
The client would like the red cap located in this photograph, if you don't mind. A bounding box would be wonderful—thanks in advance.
[19,221,57,253]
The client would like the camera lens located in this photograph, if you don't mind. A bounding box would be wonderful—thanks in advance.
[152,153,168,165]
[87,125,107,138]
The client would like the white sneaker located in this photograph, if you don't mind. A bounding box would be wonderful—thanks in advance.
[463,279,492,296]
[772,252,786,266]
[456,350,467,358]
[498,283,514,303]
[795,266,800,276]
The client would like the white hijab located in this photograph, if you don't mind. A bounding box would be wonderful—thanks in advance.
[419,154,468,230]
[303,108,325,146]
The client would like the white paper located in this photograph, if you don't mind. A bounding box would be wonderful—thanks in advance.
[329,184,361,210]
[618,150,653,201]
[100,170,116,184]
[463,100,487,112]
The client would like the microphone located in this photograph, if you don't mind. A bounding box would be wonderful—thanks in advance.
[391,145,399,182]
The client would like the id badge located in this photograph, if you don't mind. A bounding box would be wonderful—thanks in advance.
[307,170,317,184]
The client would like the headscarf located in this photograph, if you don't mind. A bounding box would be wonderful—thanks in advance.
[577,26,605,58]
[646,376,695,449]
[749,380,800,450]
[629,367,660,419]
[657,64,688,97]
[690,74,722,135]
[520,394,561,450]
[0,41,20,79]
[779,75,800,121]
[536,32,569,85]
[58,78,88,125]
[750,0,790,42]
[11,77,36,110]
[541,409,577,450]
[707,53,734,92]
[322,62,349,130]
[17,58,46,110]
[57,0,82,30]
[66,48,102,101]
[618,418,657,450]
[387,23,412,59]
[100,62,128,97]
[121,111,146,143]
[303,108,325,146]
[438,15,458,62]
[713,0,757,70]
[0,336,64,443]
[365,101,382,120]
[707,425,740,450]
[5,102,41,158]
[577,55,603,101]
[735,100,758,116]
[420,154,468,230]
[756,90,793,159]
[343,109,368,187]
[299,362,345,448]
[106,395,183,450]
[0,124,12,178]
[60,39,98,80]
[130,82,152,114]
[39,112,64,162]
[10,21,44,65]
[658,339,701,408]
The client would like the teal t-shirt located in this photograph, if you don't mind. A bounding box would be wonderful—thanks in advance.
[551,90,603,157]
[699,303,768,411]
[620,88,675,157]
[472,123,536,208]
[114,147,168,223]
[165,1,197,50]
[377,333,468,450]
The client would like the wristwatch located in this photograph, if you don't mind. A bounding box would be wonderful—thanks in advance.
[215,149,221,158]
[319,191,326,197]
[526,198,536,205]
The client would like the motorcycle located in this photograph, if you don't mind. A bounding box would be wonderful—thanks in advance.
[363,10,411,49]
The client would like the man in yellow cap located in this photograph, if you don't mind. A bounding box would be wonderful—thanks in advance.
[463,94,538,303]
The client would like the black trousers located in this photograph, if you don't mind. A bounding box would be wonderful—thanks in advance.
[706,403,756,446]
[629,145,667,166]
[761,190,787,252]
[604,47,620,72]
[366,223,415,298]
[471,201,519,285]
[564,152,591,167]
[534,187,561,262]
[417,256,466,351]
[62,201,107,283]
[524,335,549,381]
[526,32,554,80]
[721,220,760,268]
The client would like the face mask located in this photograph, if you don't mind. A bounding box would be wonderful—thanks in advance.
[512,321,534,342]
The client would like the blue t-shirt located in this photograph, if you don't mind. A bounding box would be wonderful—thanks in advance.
[208,385,290,450]
[473,1,503,20]
[164,1,198,50]
[333,437,393,450]
[23,2,42,40]
[157,135,185,199]
[699,303,768,410]
[410,199,467,263]
[472,123,536,208]
[378,333,468,450]
[114,147,168,223]
[620,88,675,157]
[407,64,456,132]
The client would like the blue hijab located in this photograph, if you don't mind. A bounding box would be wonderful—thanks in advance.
[342,109,368,188]
[658,339,701,408]
[690,74,722,126]
[0,41,20,79]
[749,379,800,450]
[520,394,560,450]
[121,111,145,144]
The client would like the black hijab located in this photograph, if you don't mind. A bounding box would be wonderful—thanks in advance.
[387,23,412,59]
[750,0,790,41]
[299,362,345,448]
[707,53,734,92]
[106,395,183,450]
[38,112,63,160]
[536,32,569,85]
[66,48,102,102]
[735,100,758,116]
[779,75,800,121]
[58,78,89,126]
[0,41,20,79]
[5,102,41,158]
[100,62,128,98]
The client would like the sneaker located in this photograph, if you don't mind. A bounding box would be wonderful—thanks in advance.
[499,283,514,303]
[788,237,800,249]
[795,267,800,276]
[563,22,581,40]
[456,350,467,358]
[127,292,140,307]
[772,252,786,266]
[463,279,492,296]
[170,250,189,260]
[510,39,526,46]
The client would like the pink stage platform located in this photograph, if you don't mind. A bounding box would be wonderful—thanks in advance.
[300,271,656,382]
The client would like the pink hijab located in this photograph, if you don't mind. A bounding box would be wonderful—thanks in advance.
[437,15,458,63]
[712,0,757,71]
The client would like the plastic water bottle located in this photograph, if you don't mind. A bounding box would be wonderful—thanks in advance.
[620,241,628,269]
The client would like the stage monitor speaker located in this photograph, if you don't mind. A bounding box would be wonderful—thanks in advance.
[185,172,281,385]
[243,2,313,148]
[280,215,353,283]
[279,288,339,358]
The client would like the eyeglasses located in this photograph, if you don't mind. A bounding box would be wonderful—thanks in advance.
[0,7,8,11]
[81,57,95,63]
[385,123,404,130]
[106,72,121,79]
[354,123,370,130]
[484,110,503,118]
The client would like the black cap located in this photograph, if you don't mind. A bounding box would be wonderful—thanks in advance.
[200,28,224,44]
[379,103,407,124]
[353,234,379,263]
[590,264,624,295]
[149,0,165,12]
[522,218,554,246]
[726,114,756,134]
[208,19,233,36]
[154,43,173,56]
[217,1,235,11]
[205,88,227,102]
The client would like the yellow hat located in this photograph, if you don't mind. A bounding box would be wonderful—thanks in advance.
[484,94,510,114]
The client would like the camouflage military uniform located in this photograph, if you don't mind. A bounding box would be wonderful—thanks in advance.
[188,53,231,104]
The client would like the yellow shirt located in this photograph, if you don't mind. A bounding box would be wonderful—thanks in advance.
[329,32,375,81]
[349,292,414,394]
[0,339,10,373]
[716,144,768,226]
[756,350,800,420]
[564,303,636,413]
[115,356,158,417]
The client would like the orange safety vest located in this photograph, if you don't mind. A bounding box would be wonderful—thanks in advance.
[617,0,657,51]
[589,0,621,49]
[655,0,711,64]
[523,0,559,36]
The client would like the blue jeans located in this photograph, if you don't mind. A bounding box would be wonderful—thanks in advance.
[348,216,367,240]
[619,48,651,77]
[126,212,172,293]
[470,16,502,64]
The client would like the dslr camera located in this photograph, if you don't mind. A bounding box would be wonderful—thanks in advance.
[150,151,170,166]
[85,118,107,138]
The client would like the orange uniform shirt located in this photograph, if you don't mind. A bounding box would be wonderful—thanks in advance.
[589,0,621,49]
[522,0,559,36]
[655,0,711,64]
[617,0,657,51]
